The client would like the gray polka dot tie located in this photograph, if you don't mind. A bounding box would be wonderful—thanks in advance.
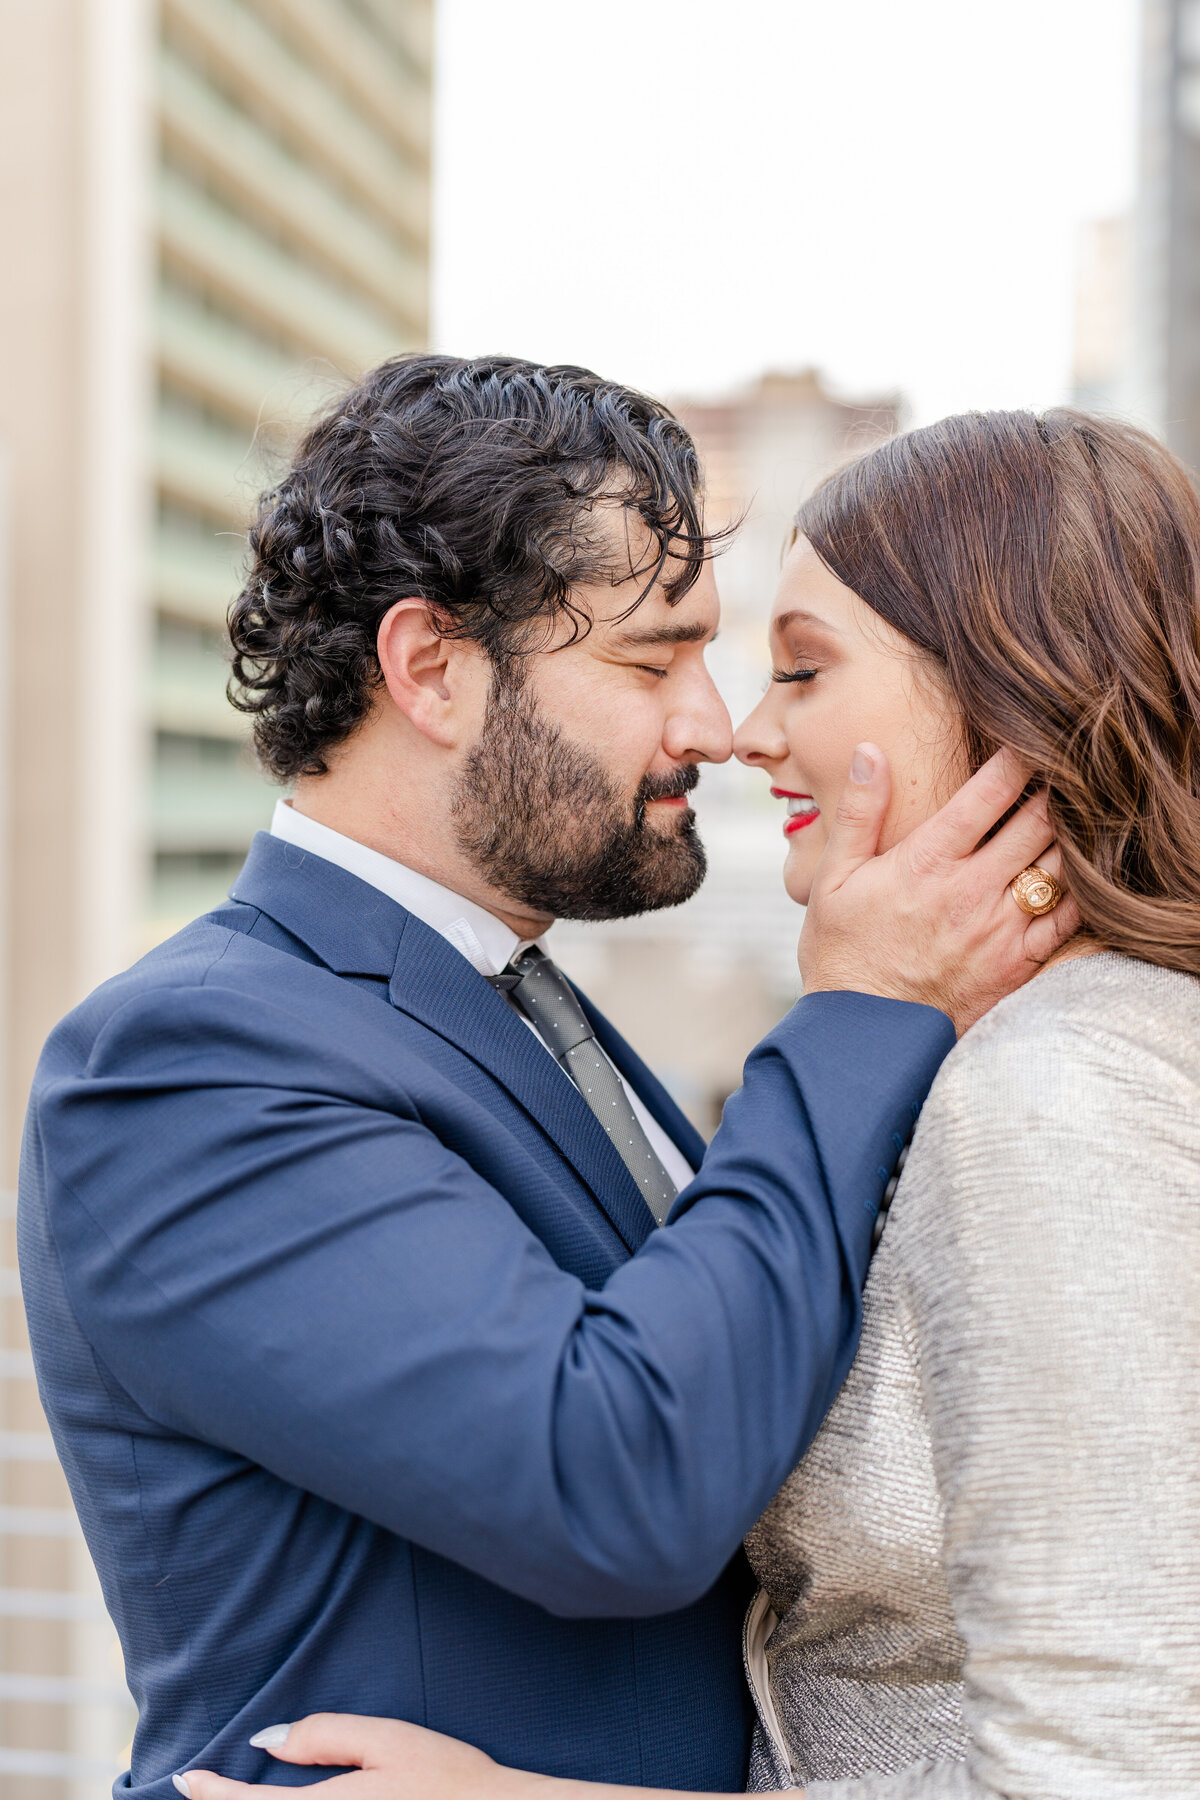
[496,946,677,1227]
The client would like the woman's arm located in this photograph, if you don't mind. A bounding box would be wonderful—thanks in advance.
[175,1714,770,1800]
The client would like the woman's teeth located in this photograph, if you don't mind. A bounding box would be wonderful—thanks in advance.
[783,796,820,836]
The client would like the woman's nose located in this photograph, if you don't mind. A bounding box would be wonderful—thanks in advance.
[733,692,788,766]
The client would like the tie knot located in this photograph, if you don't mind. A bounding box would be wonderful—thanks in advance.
[486,945,547,993]
[503,947,595,1059]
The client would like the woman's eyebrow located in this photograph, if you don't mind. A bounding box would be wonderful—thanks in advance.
[772,608,844,638]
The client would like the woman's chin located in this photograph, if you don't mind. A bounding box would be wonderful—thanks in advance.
[782,834,821,906]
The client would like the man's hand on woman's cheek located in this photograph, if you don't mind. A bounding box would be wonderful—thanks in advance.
[800,743,1081,1034]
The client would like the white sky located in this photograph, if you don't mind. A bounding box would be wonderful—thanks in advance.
[432,0,1139,422]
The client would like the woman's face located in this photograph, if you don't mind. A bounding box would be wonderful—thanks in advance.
[734,536,966,905]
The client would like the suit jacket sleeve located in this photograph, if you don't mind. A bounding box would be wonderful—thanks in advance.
[30,974,952,1620]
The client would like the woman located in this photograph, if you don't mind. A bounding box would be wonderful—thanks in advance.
[181,409,1200,1798]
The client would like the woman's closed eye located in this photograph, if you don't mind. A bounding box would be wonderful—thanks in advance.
[771,667,819,685]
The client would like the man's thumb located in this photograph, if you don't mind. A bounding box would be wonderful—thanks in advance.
[817,744,891,886]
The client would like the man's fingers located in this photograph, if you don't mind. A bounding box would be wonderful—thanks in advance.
[1021,835,1086,964]
[973,791,1059,886]
[1007,838,1063,890]
[1022,891,1083,964]
[814,744,892,889]
[907,747,1031,869]
[995,840,1080,964]
[967,799,1057,898]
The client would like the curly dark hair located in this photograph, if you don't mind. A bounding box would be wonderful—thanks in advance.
[228,353,713,779]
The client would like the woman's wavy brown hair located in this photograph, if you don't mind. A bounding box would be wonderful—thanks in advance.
[796,408,1200,974]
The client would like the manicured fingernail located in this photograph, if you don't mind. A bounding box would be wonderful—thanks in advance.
[172,1778,192,1798]
[249,1724,292,1749]
[851,746,875,784]
[248,1720,293,1749]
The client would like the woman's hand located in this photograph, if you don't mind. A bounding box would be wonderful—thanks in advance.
[176,1713,530,1800]
[175,1714,739,1800]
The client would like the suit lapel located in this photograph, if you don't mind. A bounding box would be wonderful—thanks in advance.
[229,834,658,1254]
[387,933,658,1253]
[230,833,408,976]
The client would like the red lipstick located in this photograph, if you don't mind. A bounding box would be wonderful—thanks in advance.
[770,786,821,837]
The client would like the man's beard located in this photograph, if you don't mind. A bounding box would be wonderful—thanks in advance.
[452,674,707,921]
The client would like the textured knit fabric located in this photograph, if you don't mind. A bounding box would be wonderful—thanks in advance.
[745,952,1200,1799]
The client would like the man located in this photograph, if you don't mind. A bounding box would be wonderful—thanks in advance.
[19,357,1071,1797]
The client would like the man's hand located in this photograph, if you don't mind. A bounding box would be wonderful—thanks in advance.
[799,744,1081,1035]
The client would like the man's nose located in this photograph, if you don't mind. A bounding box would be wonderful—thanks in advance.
[664,665,734,765]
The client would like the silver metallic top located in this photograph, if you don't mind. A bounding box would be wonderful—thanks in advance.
[744,952,1200,1798]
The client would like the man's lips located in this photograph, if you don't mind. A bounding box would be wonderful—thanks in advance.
[641,767,699,810]
[771,786,821,837]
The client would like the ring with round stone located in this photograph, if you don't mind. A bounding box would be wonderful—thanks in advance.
[1010,864,1062,918]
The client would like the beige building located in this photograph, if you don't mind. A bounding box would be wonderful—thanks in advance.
[554,372,900,1134]
[0,1,431,1790]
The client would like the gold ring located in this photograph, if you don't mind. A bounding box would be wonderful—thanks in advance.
[1010,864,1062,917]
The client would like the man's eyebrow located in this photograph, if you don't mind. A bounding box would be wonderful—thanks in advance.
[612,620,717,648]
[772,608,844,637]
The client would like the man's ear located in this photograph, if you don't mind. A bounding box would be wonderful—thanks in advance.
[376,599,485,749]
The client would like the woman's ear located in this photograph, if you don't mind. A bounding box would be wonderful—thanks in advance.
[376,599,483,749]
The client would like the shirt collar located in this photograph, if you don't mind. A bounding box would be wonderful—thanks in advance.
[269,799,548,979]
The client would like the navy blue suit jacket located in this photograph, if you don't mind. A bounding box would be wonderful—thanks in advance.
[18,834,954,1794]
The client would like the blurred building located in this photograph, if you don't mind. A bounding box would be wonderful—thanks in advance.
[554,372,900,1133]
[152,0,430,935]
[0,2,431,1791]
[1072,216,1132,413]
[1134,0,1200,466]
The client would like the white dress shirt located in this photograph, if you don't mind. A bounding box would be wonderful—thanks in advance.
[270,801,694,1189]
